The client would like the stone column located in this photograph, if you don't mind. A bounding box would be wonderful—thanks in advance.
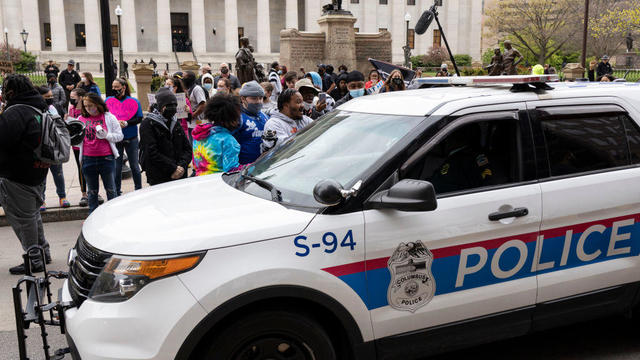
[132,63,154,112]
[49,0,68,52]
[224,0,239,53]
[257,0,271,53]
[157,0,172,53]
[191,0,206,53]
[120,0,138,53]
[84,0,102,52]
[362,1,376,33]
[445,0,460,55]
[285,0,298,29]
[21,0,41,52]
[305,0,321,32]
[318,14,357,71]
[390,0,405,63]
[470,0,483,61]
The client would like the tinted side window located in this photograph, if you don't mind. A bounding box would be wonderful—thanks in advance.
[541,115,628,176]
[622,115,640,164]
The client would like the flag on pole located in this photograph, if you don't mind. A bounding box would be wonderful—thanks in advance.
[368,58,416,86]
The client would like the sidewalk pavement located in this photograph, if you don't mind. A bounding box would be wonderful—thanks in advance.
[0,156,148,226]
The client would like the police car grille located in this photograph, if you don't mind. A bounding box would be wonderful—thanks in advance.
[68,234,112,306]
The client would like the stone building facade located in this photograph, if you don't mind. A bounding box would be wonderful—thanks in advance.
[0,0,484,72]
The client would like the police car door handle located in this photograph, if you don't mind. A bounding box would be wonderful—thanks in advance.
[488,207,529,221]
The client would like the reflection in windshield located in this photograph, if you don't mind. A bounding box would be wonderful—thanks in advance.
[244,111,424,206]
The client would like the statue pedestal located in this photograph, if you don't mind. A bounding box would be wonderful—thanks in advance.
[318,14,357,72]
[132,64,154,112]
[613,53,640,68]
[180,61,200,71]
[563,63,585,80]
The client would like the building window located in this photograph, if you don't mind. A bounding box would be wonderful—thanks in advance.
[351,0,359,3]
[43,23,51,48]
[111,25,119,47]
[379,0,387,4]
[433,29,441,47]
[407,0,416,4]
[238,27,245,48]
[75,24,86,47]
[408,29,415,49]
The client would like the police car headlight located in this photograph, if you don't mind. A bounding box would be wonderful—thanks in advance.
[89,253,205,303]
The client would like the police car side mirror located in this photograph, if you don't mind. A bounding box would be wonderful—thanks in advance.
[367,179,437,212]
[313,179,345,206]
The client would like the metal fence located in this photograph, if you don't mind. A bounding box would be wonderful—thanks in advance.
[613,69,640,82]
[0,70,48,87]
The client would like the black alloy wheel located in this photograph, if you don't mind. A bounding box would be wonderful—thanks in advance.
[204,310,337,360]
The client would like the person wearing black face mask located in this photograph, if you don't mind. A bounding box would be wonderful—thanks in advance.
[213,63,241,91]
[380,69,406,93]
[139,87,192,185]
[47,73,66,112]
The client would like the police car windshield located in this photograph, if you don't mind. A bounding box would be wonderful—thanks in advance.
[240,111,424,207]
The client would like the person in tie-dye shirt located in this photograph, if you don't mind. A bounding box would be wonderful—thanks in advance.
[192,94,243,175]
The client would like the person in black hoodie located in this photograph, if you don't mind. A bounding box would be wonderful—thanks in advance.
[0,74,52,274]
[139,88,192,186]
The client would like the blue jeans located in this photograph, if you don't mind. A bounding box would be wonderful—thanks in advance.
[82,155,117,214]
[115,137,142,196]
[42,164,66,200]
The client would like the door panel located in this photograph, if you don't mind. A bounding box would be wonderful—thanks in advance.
[364,184,542,338]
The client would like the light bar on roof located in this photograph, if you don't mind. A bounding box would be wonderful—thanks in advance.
[415,74,560,86]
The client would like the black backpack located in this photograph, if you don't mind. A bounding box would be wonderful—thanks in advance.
[13,104,71,165]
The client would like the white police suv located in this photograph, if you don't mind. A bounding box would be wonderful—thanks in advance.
[57,76,640,359]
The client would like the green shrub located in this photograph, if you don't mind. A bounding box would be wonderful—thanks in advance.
[15,51,36,72]
[411,55,425,69]
[454,54,473,67]
[151,76,164,92]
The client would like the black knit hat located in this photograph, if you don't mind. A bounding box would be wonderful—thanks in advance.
[155,87,177,109]
[346,70,365,83]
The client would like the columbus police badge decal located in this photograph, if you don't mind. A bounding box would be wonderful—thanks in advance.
[387,241,436,312]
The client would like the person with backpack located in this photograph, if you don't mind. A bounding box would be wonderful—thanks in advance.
[78,93,123,213]
[0,74,55,274]
[36,86,70,211]
[139,88,192,185]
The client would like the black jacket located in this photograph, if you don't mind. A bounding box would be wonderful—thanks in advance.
[58,69,80,88]
[139,111,192,186]
[596,62,613,78]
[44,64,60,78]
[0,90,49,186]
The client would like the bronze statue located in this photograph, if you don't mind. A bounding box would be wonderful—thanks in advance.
[255,63,266,83]
[235,37,257,85]
[333,0,342,9]
[626,33,634,52]
[502,40,523,75]
[322,0,347,14]
[485,48,504,76]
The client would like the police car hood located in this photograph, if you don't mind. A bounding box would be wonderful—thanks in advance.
[81,174,316,255]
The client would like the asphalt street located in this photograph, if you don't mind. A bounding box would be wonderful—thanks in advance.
[0,221,640,359]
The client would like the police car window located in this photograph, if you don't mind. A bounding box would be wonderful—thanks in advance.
[542,115,629,177]
[418,120,520,195]
[622,115,640,164]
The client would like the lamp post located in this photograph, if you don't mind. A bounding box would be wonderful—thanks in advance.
[3,28,9,62]
[20,29,28,52]
[404,13,411,68]
[115,5,124,78]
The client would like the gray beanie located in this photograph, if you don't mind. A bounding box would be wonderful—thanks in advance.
[156,87,177,109]
[239,80,265,97]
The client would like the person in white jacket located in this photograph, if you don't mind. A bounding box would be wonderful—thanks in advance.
[262,88,313,152]
[78,92,124,213]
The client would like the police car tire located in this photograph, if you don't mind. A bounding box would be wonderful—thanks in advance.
[204,310,337,360]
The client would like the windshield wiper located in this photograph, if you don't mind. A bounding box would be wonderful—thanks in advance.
[241,173,282,202]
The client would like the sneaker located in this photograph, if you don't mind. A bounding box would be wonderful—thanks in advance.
[79,196,88,207]
[39,202,46,212]
[98,195,105,205]
[59,198,70,208]
[9,261,44,275]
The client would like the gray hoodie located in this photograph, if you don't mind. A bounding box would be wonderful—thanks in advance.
[263,110,313,151]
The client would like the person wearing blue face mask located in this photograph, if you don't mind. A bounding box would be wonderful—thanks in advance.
[201,73,217,97]
[335,70,367,107]
[234,81,269,164]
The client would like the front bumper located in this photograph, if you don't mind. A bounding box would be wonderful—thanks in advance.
[62,276,208,360]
